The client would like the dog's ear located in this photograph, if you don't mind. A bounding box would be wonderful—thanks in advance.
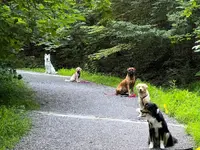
[127,67,136,71]
[144,84,148,89]
[136,84,140,89]
[152,103,160,114]
[144,102,150,109]
[76,67,82,71]
[156,108,160,114]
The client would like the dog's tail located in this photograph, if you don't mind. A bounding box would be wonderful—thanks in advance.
[65,79,71,82]
[172,136,178,144]
[166,134,178,147]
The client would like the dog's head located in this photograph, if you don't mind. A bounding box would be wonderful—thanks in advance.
[45,54,50,62]
[136,83,148,94]
[76,67,82,73]
[127,67,136,76]
[141,102,160,117]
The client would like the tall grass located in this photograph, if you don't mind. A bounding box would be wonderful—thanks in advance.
[187,82,200,94]
[21,68,200,147]
[0,72,38,150]
[0,107,31,150]
[20,68,45,73]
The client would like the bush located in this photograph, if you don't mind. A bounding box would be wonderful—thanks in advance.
[0,66,38,149]
[0,106,31,150]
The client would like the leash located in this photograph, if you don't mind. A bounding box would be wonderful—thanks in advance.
[140,94,148,105]
[175,148,193,150]
[80,80,90,83]
[103,92,137,98]
[64,79,90,83]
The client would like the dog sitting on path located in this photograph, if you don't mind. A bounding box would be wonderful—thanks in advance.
[136,83,151,117]
[44,53,57,74]
[65,67,82,82]
[141,102,178,149]
[116,67,136,96]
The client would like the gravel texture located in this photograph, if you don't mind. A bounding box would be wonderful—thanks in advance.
[14,70,194,150]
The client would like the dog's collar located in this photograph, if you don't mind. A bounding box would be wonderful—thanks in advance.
[140,94,148,100]
[140,94,148,106]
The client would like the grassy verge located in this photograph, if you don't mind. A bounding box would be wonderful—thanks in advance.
[21,68,200,147]
[0,107,31,150]
[20,68,45,73]
[0,73,39,150]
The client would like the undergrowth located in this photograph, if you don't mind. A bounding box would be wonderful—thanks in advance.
[0,107,31,150]
[21,68,200,147]
[0,69,39,150]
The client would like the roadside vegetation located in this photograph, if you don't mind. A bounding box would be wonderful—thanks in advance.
[0,68,39,150]
[22,67,200,147]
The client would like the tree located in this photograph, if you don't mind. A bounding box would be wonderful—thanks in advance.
[0,0,87,62]
[168,0,200,52]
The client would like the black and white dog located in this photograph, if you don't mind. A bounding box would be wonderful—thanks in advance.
[141,102,177,149]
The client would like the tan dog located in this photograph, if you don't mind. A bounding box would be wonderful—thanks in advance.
[65,67,82,82]
[116,67,136,96]
[136,83,151,117]
[70,67,82,82]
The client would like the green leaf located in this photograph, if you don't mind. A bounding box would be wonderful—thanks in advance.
[39,4,45,10]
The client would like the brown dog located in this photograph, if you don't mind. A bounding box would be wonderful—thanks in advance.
[116,67,136,96]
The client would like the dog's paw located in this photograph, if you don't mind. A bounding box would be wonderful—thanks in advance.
[149,142,154,149]
[137,114,142,118]
[141,113,146,117]
[160,141,165,149]
[136,108,140,113]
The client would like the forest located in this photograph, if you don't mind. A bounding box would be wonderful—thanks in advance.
[1,0,200,86]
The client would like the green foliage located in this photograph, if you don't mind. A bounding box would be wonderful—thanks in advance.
[0,106,31,150]
[151,0,177,29]
[0,4,30,59]
[196,71,200,76]
[58,68,76,76]
[187,81,200,94]
[168,0,200,51]
[111,0,156,25]
[20,68,45,73]
[0,73,38,109]
[0,0,97,60]
[187,122,200,146]
[86,0,112,25]
[0,67,38,149]
[88,44,132,60]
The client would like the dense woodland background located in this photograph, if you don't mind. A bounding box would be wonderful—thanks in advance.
[1,0,200,86]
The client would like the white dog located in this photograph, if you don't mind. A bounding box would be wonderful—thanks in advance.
[136,83,151,117]
[44,53,57,74]
[65,67,82,82]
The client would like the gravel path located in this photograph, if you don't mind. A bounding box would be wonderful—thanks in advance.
[14,70,194,150]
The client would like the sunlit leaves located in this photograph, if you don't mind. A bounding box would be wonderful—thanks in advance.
[88,44,132,60]
[168,0,200,52]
